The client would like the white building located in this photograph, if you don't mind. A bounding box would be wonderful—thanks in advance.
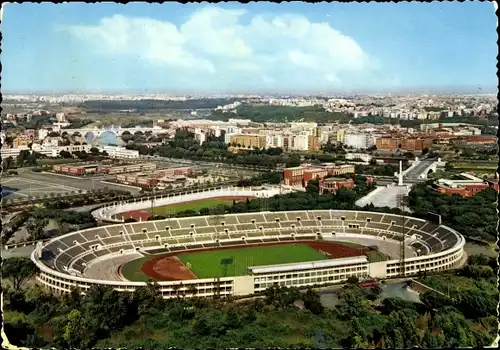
[343,133,375,149]
[345,153,373,163]
[99,145,139,159]
[292,134,309,151]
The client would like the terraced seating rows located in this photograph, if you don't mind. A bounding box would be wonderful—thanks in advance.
[101,236,126,246]
[162,219,181,230]
[300,220,318,227]
[235,223,257,231]
[258,222,281,230]
[73,262,84,273]
[195,226,216,234]
[271,213,289,222]
[380,215,402,225]
[128,233,149,242]
[177,237,195,244]
[42,210,463,275]
[287,212,311,221]
[361,229,381,237]
[187,217,209,228]
[221,216,240,225]
[411,241,428,254]
[262,237,280,243]
[366,222,390,231]
[65,245,86,257]
[93,249,109,258]
[169,228,195,236]
[46,241,69,254]
[57,253,73,267]
[313,211,332,220]
[142,241,162,249]
[355,212,371,222]
[245,213,266,223]
[105,225,126,236]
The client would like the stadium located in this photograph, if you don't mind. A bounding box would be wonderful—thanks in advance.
[31,187,466,299]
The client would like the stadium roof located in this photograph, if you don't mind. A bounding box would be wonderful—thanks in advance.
[248,255,368,275]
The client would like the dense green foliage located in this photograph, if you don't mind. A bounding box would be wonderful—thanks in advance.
[78,98,244,111]
[408,183,497,242]
[212,104,351,123]
[4,264,496,349]
[1,257,38,290]
[210,104,497,127]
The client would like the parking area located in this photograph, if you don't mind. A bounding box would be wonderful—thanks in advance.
[2,168,141,202]
[1,176,83,200]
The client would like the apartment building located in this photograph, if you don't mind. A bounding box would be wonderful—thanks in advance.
[343,133,375,149]
[375,136,433,151]
[228,134,267,149]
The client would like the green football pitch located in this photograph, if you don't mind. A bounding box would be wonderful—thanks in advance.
[149,198,243,216]
[177,244,328,278]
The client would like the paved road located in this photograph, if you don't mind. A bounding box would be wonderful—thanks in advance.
[404,160,435,179]
[16,168,141,194]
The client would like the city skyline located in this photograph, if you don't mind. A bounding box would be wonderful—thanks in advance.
[2,2,498,94]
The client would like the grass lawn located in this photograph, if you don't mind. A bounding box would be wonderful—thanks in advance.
[178,244,328,278]
[121,256,153,282]
[450,162,497,170]
[151,198,244,215]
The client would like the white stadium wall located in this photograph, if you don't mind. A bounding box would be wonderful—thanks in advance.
[33,208,466,299]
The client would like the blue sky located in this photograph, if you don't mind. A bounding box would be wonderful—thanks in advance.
[2,2,497,94]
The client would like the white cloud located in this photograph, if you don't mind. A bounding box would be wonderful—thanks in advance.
[59,6,376,85]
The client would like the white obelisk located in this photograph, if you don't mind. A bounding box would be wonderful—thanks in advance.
[398,160,404,186]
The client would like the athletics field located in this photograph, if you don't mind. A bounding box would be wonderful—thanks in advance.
[120,241,389,282]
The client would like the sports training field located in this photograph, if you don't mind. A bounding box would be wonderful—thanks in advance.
[177,244,328,278]
[123,196,253,221]
[153,198,237,215]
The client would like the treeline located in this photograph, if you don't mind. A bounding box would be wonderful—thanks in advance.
[2,208,97,243]
[78,98,244,111]
[210,104,497,127]
[2,254,496,349]
[236,171,283,187]
[148,178,376,220]
[212,104,352,123]
[408,183,497,242]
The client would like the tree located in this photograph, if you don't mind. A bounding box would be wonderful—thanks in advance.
[1,257,38,290]
[26,217,49,240]
[63,309,91,349]
[336,286,370,319]
[302,288,324,315]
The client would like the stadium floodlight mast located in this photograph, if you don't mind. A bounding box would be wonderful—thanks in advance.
[397,193,409,277]
[211,203,225,299]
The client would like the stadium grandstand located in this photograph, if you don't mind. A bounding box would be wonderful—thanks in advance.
[32,209,465,299]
